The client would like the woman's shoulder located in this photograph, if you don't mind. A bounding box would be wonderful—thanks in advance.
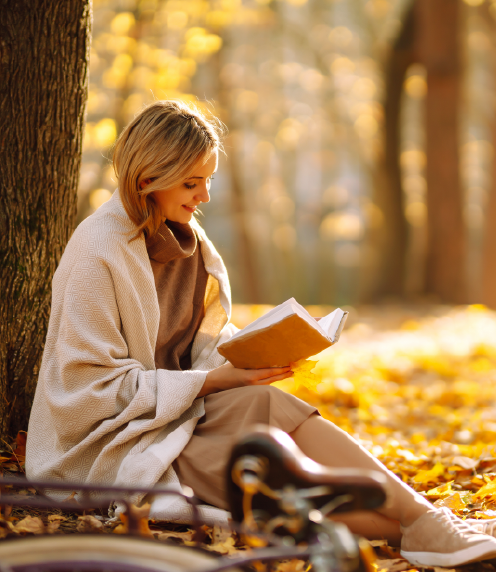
[62,190,145,268]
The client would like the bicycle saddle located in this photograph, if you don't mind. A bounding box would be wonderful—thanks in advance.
[226,425,388,524]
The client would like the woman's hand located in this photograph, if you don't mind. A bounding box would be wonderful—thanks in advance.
[197,363,293,397]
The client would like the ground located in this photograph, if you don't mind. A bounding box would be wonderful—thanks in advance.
[2,304,496,572]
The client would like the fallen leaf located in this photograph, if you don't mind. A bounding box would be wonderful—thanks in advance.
[212,525,232,544]
[14,431,27,461]
[375,558,412,572]
[449,456,478,470]
[113,503,153,537]
[14,516,44,535]
[425,481,455,499]
[47,515,67,522]
[290,359,321,391]
[379,545,402,559]
[46,521,61,534]
[156,529,195,542]
[412,462,445,484]
[473,480,496,503]
[272,560,306,572]
[433,492,467,511]
[77,515,104,533]
[62,491,77,503]
[369,539,388,548]
[206,536,239,555]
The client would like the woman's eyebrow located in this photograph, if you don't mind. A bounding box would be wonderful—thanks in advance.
[186,173,216,180]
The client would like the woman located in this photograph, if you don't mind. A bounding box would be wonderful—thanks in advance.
[26,100,496,568]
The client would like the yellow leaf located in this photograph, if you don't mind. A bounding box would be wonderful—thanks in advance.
[473,480,496,502]
[290,359,321,391]
[425,481,455,499]
[412,462,445,484]
[433,492,467,511]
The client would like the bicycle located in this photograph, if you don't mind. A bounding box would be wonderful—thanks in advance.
[0,426,388,572]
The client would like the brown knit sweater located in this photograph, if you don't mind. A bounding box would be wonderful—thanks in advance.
[145,220,209,371]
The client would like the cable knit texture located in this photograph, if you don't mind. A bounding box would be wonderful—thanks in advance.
[26,190,237,523]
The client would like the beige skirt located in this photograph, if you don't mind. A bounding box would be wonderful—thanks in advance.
[172,385,318,510]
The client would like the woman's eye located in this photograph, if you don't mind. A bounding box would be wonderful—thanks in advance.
[184,182,197,190]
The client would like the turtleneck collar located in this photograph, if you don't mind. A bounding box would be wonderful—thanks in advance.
[145,220,197,264]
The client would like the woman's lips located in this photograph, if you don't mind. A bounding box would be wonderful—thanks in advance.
[182,205,196,213]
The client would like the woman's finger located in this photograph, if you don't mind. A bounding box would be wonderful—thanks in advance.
[250,371,294,385]
[249,366,292,380]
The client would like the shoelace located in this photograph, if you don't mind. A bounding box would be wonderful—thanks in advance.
[435,507,483,535]
[466,518,496,537]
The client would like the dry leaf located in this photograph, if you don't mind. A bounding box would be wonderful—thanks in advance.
[379,545,402,559]
[14,431,27,462]
[212,525,232,544]
[375,558,412,572]
[433,492,467,511]
[272,560,306,572]
[425,481,455,499]
[77,515,104,533]
[62,491,77,503]
[47,515,67,522]
[46,521,61,534]
[14,516,44,535]
[449,456,478,470]
[412,462,445,484]
[290,359,321,391]
[369,539,388,548]
[156,529,195,542]
[206,536,239,555]
[113,503,153,537]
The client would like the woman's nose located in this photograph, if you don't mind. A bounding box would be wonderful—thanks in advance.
[196,184,210,204]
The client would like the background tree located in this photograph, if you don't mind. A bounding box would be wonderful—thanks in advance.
[416,0,466,303]
[481,1,496,307]
[0,0,91,440]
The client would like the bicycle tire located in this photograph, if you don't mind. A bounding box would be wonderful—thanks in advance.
[0,534,239,572]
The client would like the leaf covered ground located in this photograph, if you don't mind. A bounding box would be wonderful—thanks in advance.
[3,304,496,572]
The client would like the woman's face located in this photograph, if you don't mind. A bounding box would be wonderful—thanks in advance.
[152,150,218,224]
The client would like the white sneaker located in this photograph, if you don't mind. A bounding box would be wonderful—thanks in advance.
[464,517,496,537]
[401,507,496,567]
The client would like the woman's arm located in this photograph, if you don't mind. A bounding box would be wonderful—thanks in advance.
[197,363,293,397]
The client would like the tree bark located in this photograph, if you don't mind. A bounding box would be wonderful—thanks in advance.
[415,0,467,303]
[373,5,415,300]
[0,0,91,440]
[480,4,496,308]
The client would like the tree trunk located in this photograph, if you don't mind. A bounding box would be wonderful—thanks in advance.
[480,5,496,308]
[0,0,91,440]
[416,0,466,303]
[373,5,415,300]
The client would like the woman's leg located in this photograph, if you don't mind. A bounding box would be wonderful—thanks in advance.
[290,415,432,543]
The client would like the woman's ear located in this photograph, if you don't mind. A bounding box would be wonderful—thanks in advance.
[139,178,152,190]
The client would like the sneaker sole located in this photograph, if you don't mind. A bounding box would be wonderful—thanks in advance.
[401,543,496,567]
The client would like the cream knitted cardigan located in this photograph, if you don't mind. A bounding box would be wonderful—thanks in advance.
[26,190,237,523]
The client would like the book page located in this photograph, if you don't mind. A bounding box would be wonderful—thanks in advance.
[229,298,330,341]
[319,308,348,342]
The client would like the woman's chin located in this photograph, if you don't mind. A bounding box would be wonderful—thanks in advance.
[168,210,193,224]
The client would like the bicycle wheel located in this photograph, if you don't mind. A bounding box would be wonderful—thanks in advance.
[0,534,239,572]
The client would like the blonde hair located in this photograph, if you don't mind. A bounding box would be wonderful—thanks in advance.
[113,100,223,240]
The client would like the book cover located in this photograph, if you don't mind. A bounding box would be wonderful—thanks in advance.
[217,313,334,369]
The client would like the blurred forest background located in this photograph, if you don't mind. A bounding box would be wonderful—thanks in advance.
[79,0,496,307]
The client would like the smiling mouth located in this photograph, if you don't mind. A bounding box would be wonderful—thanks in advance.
[182,205,197,213]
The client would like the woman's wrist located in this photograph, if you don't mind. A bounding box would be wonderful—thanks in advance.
[197,369,222,397]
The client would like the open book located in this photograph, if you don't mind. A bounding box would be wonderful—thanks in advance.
[217,298,349,369]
